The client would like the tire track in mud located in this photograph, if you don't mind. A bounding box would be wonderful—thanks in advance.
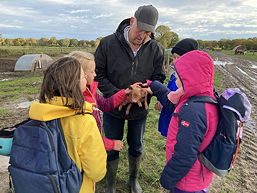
[217,64,257,97]
[210,52,257,193]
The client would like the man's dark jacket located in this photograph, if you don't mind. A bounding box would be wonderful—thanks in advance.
[95,18,166,120]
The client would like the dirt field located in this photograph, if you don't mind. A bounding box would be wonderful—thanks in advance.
[0,51,257,193]
[0,58,16,72]
[209,52,257,193]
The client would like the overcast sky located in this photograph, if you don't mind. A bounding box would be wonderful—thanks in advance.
[0,0,257,41]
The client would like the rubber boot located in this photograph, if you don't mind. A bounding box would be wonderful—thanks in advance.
[128,154,143,193]
[105,159,119,193]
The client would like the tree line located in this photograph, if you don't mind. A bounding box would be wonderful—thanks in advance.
[0,25,178,49]
[198,38,257,50]
[1,26,257,50]
[0,35,100,48]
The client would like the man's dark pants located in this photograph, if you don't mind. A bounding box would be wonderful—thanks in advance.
[103,112,147,161]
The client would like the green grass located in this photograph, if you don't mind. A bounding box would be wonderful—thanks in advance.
[5,95,21,102]
[223,50,257,61]
[0,46,96,57]
[0,57,18,61]
[0,108,9,115]
[214,69,225,93]
[0,76,42,104]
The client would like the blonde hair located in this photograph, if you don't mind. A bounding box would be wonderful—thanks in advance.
[67,51,94,71]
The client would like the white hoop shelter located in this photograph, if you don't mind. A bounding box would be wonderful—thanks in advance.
[14,54,53,72]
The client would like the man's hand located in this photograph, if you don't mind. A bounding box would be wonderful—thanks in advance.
[125,82,142,95]
[140,82,153,95]
[146,86,153,95]
[113,140,124,151]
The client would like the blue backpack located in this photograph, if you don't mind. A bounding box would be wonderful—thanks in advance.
[185,88,251,177]
[8,119,82,193]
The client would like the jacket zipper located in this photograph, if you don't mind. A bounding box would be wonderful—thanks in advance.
[131,61,134,78]
[122,37,146,79]
[130,43,146,78]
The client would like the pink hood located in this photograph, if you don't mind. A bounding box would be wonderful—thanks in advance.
[175,50,215,101]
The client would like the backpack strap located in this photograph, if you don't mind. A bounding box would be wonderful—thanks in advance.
[1,119,30,131]
[56,118,84,175]
[172,112,180,116]
[187,95,218,105]
[56,119,68,149]
[172,96,218,117]
[0,119,30,138]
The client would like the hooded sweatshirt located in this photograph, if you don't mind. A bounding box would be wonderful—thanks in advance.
[29,97,107,193]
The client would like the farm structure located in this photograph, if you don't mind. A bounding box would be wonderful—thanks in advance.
[14,54,53,72]
[233,45,247,55]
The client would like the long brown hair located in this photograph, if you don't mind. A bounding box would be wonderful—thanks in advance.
[39,57,84,111]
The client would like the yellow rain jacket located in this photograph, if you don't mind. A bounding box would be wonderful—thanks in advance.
[29,97,107,193]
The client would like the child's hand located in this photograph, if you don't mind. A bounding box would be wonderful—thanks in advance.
[113,140,124,151]
[154,101,162,112]
[146,87,153,95]
[125,82,142,95]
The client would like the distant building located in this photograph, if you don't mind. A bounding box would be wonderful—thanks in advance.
[14,54,53,72]
[233,45,247,55]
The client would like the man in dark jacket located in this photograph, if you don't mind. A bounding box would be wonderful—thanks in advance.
[95,5,166,193]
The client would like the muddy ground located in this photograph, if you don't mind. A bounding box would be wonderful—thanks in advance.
[208,52,257,193]
[0,52,257,193]
[0,56,17,72]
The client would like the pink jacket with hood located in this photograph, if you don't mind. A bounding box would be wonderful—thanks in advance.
[156,50,219,191]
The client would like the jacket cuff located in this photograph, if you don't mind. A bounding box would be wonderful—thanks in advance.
[150,80,164,94]
[146,80,152,86]
[102,137,115,151]
[113,89,127,107]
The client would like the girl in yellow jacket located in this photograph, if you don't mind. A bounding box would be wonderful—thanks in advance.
[29,57,107,193]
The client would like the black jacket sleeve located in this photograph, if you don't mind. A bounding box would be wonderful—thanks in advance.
[150,44,166,83]
[95,40,120,97]
[160,102,207,190]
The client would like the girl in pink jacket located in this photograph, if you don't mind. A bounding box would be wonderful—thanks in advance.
[68,51,137,151]
[147,50,219,192]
